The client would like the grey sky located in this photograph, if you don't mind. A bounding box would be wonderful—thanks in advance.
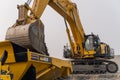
[0,0,120,59]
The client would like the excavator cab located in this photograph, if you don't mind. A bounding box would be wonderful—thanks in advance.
[84,33,114,59]
[84,33,100,51]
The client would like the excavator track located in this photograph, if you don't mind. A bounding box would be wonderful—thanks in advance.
[72,59,118,74]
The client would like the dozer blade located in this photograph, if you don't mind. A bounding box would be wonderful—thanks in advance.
[5,20,49,56]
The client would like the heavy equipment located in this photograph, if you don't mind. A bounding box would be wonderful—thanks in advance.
[0,41,72,80]
[0,0,118,79]
[0,0,73,80]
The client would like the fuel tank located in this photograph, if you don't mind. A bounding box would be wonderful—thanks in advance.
[5,20,49,56]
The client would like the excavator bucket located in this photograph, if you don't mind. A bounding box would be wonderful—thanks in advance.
[5,20,49,56]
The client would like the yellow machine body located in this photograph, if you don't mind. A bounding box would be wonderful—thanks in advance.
[0,75,11,80]
[0,41,72,80]
[0,64,12,80]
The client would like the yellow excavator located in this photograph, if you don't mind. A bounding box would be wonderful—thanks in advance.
[0,0,74,80]
[0,0,118,80]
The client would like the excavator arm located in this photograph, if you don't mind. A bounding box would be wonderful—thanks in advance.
[49,0,85,57]
[6,0,86,58]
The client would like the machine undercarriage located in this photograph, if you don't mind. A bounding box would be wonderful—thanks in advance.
[72,59,118,74]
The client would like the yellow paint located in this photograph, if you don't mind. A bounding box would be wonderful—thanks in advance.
[0,75,11,80]
[0,41,72,80]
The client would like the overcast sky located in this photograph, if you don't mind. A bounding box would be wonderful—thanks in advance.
[0,0,120,59]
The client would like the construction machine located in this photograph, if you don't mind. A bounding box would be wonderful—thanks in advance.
[0,0,118,79]
[62,1,118,74]
[0,0,73,80]
[0,41,72,80]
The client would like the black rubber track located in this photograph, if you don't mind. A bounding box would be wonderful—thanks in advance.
[72,59,118,74]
